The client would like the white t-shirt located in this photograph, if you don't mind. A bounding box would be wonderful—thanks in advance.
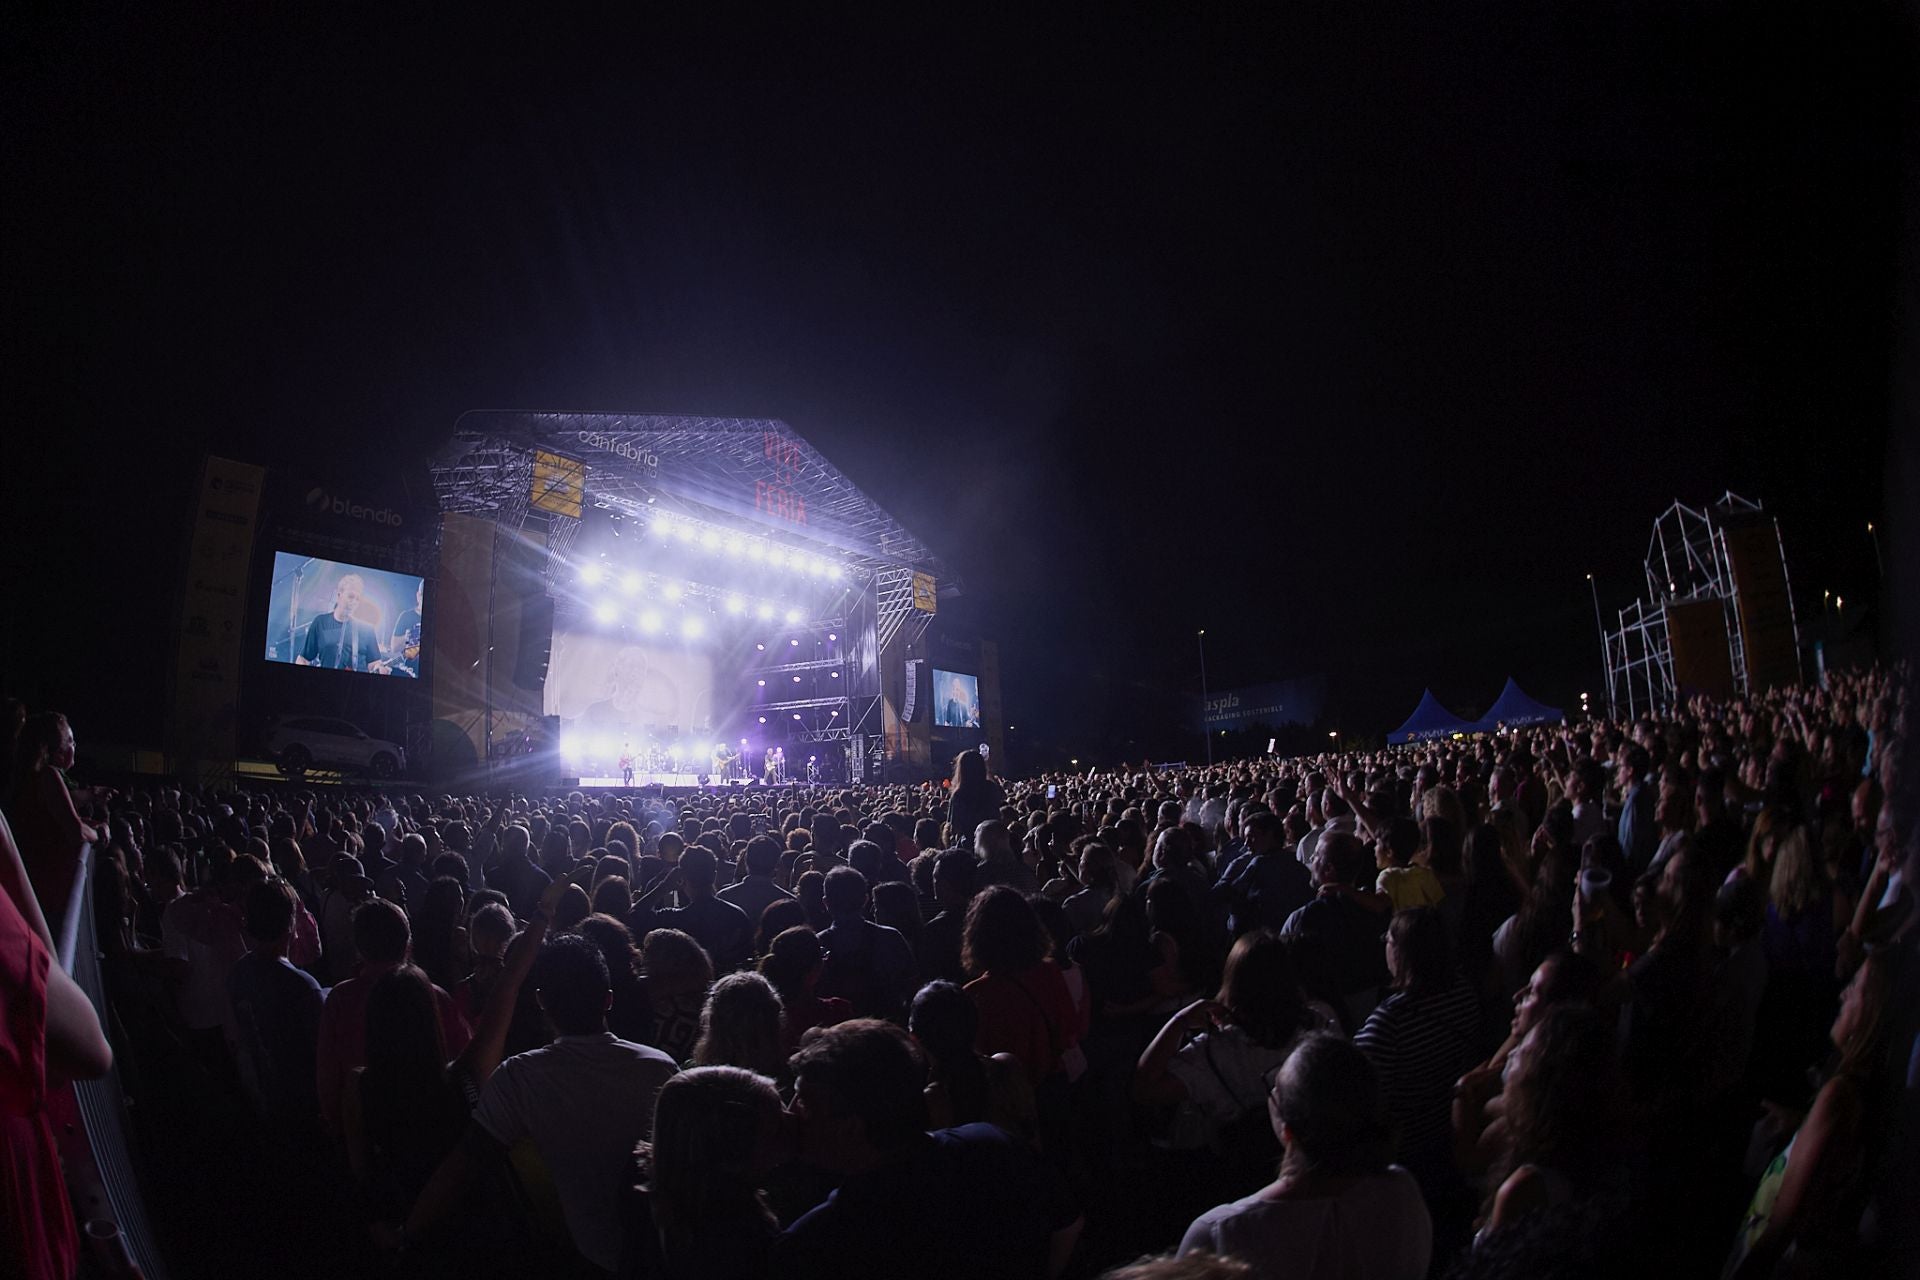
[1181,1168,1431,1280]
[1165,1010,1338,1132]
[474,1032,677,1271]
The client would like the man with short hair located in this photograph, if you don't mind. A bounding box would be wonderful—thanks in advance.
[1280,831,1390,1027]
[228,877,324,1129]
[816,868,918,1021]
[717,834,794,926]
[1616,744,1658,875]
[377,831,431,912]
[314,899,470,1133]
[777,1020,1082,1280]
[400,933,677,1273]
[918,849,978,986]
[484,823,550,921]
[636,845,754,972]
[1215,810,1313,937]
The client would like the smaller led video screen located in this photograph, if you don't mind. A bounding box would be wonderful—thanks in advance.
[263,552,424,677]
[932,669,981,728]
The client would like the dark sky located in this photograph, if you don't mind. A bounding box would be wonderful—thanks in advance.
[3,7,1908,763]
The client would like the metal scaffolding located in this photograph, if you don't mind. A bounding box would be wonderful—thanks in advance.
[1603,492,1797,715]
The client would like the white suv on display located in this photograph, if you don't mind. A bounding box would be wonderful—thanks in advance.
[266,716,406,779]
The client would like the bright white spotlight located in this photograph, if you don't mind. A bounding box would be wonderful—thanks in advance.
[682,616,705,640]
[592,601,618,624]
[662,582,684,601]
[756,679,766,687]
[724,535,745,556]
[827,632,837,641]
[809,557,828,577]
[789,637,800,646]
[700,530,720,550]
[755,602,774,621]
[830,671,840,678]
[785,610,803,625]
[792,675,802,683]
[580,564,604,585]
[725,594,746,615]
[829,563,844,580]
[638,610,663,634]
[758,716,767,724]
[747,541,766,562]
[654,514,674,537]
[559,735,582,760]
[621,572,642,594]
[755,643,765,652]
[792,713,802,721]
[739,738,748,746]
[675,522,696,543]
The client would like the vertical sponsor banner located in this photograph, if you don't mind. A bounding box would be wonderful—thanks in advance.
[429,512,495,773]
[978,641,1006,767]
[1724,523,1799,692]
[169,456,266,781]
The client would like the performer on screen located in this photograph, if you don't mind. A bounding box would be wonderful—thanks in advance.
[295,574,394,673]
[384,581,423,678]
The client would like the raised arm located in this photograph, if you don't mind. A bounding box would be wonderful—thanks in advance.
[450,880,559,1087]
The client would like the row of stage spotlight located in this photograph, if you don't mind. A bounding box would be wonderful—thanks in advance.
[587,597,813,636]
[624,511,849,580]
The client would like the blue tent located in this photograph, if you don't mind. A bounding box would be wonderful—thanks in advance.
[1469,677,1563,732]
[1388,689,1478,743]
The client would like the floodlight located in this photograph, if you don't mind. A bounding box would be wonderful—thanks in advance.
[682,616,705,640]
[747,541,766,561]
[580,564,604,585]
[725,594,746,615]
[621,572,642,594]
[756,602,775,621]
[592,601,618,624]
[829,564,844,580]
[724,535,745,556]
[700,530,720,550]
[785,609,802,625]
[662,582,684,601]
[638,610,663,634]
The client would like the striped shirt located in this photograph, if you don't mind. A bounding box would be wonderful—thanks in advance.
[1354,977,1481,1161]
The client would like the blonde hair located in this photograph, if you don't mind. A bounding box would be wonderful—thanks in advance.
[1766,825,1828,919]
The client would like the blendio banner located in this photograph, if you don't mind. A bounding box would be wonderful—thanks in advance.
[170,456,267,780]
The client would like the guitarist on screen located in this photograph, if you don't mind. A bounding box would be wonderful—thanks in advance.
[295,574,394,673]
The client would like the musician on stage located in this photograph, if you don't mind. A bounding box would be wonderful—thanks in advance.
[384,580,423,678]
[295,574,394,673]
[619,744,635,786]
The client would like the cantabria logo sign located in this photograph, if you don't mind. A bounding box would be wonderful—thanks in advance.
[306,486,403,527]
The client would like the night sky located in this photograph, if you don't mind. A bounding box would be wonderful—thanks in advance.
[4,8,1908,765]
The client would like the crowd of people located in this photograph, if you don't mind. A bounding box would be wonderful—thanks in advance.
[1,662,1916,1279]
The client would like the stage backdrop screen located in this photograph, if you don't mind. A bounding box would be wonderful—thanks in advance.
[544,631,715,744]
[263,552,424,677]
[932,669,981,728]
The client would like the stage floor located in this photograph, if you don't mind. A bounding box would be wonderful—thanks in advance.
[576,773,770,788]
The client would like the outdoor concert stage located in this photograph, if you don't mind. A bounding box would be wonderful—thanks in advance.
[425,414,1007,785]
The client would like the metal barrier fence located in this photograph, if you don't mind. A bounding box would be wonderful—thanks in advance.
[55,845,168,1280]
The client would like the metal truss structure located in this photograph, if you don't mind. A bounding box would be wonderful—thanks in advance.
[429,412,948,771]
[1603,492,1799,717]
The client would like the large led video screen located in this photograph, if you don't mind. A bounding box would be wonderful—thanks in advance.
[932,669,981,728]
[263,553,424,677]
[544,631,716,742]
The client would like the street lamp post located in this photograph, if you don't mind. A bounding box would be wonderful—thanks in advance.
[1586,574,1611,719]
[1198,629,1212,768]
